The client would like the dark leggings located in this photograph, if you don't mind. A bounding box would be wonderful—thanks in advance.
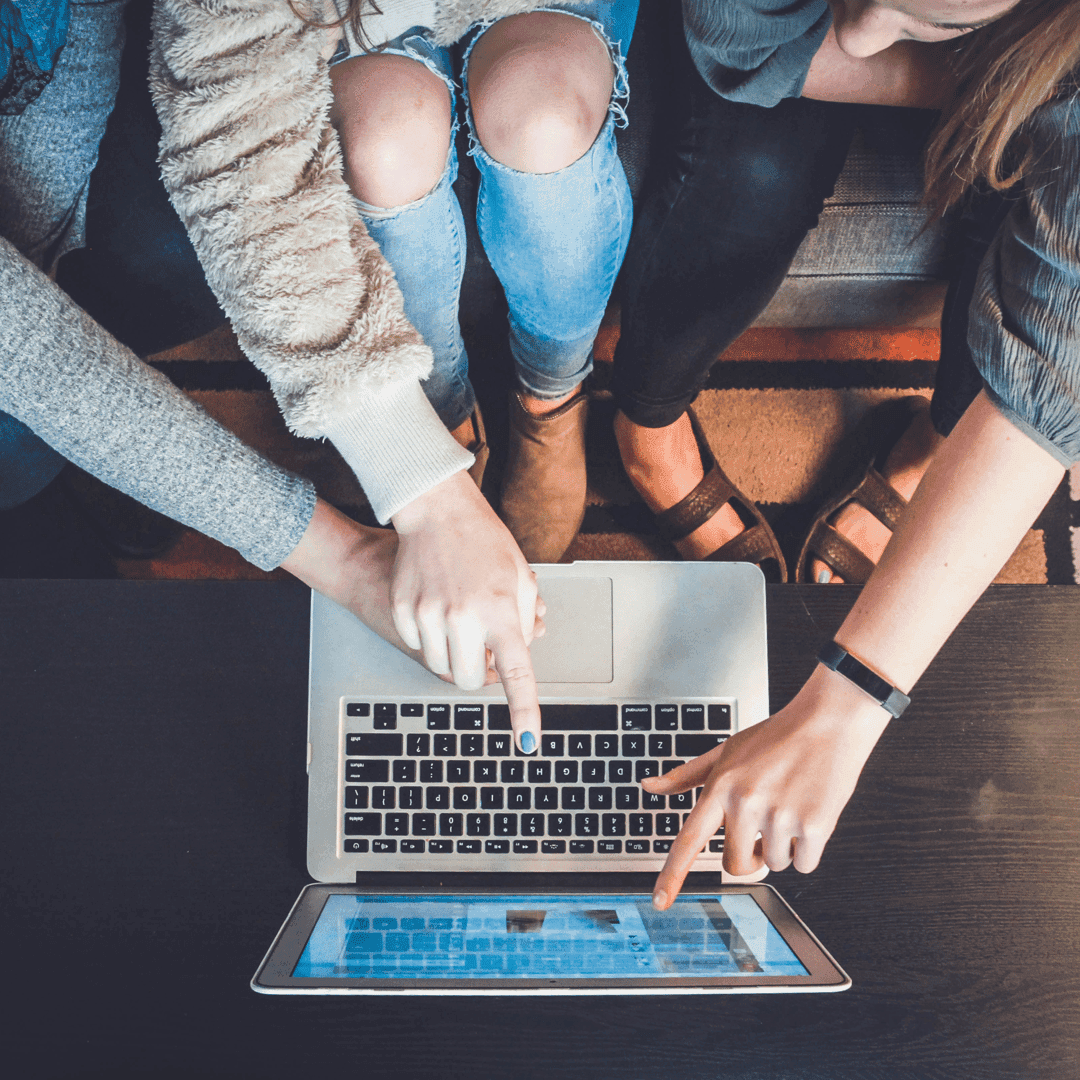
[612,19,1004,435]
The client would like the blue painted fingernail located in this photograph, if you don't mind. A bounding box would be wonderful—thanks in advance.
[817,568,831,584]
[520,731,537,754]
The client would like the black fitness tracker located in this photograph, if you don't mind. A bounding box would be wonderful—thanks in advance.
[817,641,911,719]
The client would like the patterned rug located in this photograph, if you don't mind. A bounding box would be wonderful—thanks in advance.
[114,318,1080,586]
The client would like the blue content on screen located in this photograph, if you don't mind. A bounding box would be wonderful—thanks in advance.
[293,894,808,979]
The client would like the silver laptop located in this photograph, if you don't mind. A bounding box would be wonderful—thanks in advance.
[306,561,769,879]
[252,561,851,993]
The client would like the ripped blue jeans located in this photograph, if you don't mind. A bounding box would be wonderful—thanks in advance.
[333,1,638,431]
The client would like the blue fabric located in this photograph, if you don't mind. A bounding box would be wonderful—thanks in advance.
[340,1,637,428]
[0,0,70,113]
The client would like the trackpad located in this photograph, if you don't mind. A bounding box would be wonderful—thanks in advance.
[529,576,613,684]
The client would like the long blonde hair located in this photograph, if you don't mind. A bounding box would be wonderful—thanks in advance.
[924,0,1080,213]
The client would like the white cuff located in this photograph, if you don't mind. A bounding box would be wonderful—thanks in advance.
[324,379,474,523]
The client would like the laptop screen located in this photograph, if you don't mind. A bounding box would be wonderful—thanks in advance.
[292,893,808,981]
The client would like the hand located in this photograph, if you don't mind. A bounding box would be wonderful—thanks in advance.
[646,665,890,910]
[390,470,544,752]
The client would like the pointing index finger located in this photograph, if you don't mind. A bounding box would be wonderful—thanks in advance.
[489,626,541,754]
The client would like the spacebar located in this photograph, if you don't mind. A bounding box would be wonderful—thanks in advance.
[540,705,618,730]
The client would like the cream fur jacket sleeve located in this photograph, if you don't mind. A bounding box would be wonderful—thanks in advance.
[149,0,552,522]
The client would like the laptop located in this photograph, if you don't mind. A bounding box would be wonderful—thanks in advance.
[253,561,850,993]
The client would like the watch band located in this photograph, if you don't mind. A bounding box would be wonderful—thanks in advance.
[817,641,911,719]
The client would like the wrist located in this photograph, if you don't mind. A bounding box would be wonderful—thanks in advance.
[798,663,894,735]
[390,468,477,535]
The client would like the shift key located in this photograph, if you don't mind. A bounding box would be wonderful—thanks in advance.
[675,734,728,758]
[346,733,402,756]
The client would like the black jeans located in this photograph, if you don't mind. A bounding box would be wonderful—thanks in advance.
[612,17,1001,435]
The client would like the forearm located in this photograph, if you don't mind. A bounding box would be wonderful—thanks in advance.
[802,28,954,107]
[834,390,1065,696]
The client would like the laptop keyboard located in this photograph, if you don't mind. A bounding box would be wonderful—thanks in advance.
[341,702,731,858]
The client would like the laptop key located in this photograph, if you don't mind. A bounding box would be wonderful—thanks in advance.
[345,786,369,809]
[540,704,617,730]
[622,705,651,730]
[648,734,672,758]
[407,733,429,756]
[643,790,665,809]
[373,839,397,853]
[708,839,724,853]
[433,734,456,756]
[636,760,660,782]
[652,840,672,853]
[485,840,510,854]
[507,787,531,810]
[542,735,564,757]
[428,839,453,853]
[344,839,369,853]
[676,734,728,757]
[480,787,503,809]
[528,760,551,784]
[346,703,370,718]
[708,704,732,730]
[629,814,652,836]
[582,761,605,783]
[474,761,497,783]
[555,761,578,783]
[595,734,619,756]
[425,787,449,810]
[453,787,477,810]
[513,840,538,854]
[521,813,544,836]
[561,787,585,810]
[457,840,482,853]
[588,788,612,810]
[622,734,646,757]
[343,732,404,758]
[655,705,678,730]
[385,813,409,836]
[460,733,484,756]
[344,813,381,835]
[656,814,680,835]
[346,760,389,783]
[542,840,566,853]
[426,704,450,729]
[602,813,626,836]
[567,734,591,757]
[487,705,511,730]
[669,790,693,809]
[494,814,517,836]
[439,813,463,836]
[420,760,443,784]
[534,787,558,809]
[488,733,511,756]
[401,839,424,853]
[615,787,639,809]
[575,814,598,836]
[447,761,470,783]
[608,760,632,783]
[548,814,572,836]
[454,704,484,729]
[466,813,490,836]
[681,705,705,730]
[374,703,397,729]
[400,703,424,717]
[501,761,525,784]
[662,759,686,774]
[393,760,416,783]
[625,840,649,853]
[570,840,594,853]
[372,786,395,809]
[399,786,422,809]
[598,840,622,854]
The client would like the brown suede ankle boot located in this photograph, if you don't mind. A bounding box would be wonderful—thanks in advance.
[499,389,589,563]
[463,405,489,489]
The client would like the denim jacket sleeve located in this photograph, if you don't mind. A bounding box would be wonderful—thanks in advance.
[681,0,831,106]
[968,95,1080,468]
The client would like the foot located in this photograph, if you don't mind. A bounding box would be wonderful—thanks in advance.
[450,408,489,488]
[810,405,943,583]
[614,409,744,559]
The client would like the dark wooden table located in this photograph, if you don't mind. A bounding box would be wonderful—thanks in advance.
[1,580,1077,1080]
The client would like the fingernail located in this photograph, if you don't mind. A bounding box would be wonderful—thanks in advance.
[817,568,831,584]
[652,889,667,910]
[520,731,537,754]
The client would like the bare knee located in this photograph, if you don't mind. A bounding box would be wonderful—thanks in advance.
[330,53,452,208]
[468,12,614,174]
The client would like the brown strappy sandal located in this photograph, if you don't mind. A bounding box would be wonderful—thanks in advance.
[795,396,929,584]
[652,409,788,583]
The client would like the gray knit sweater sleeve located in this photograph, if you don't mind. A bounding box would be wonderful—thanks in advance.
[150,0,472,523]
[682,0,831,106]
[968,96,1080,468]
[0,238,316,570]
